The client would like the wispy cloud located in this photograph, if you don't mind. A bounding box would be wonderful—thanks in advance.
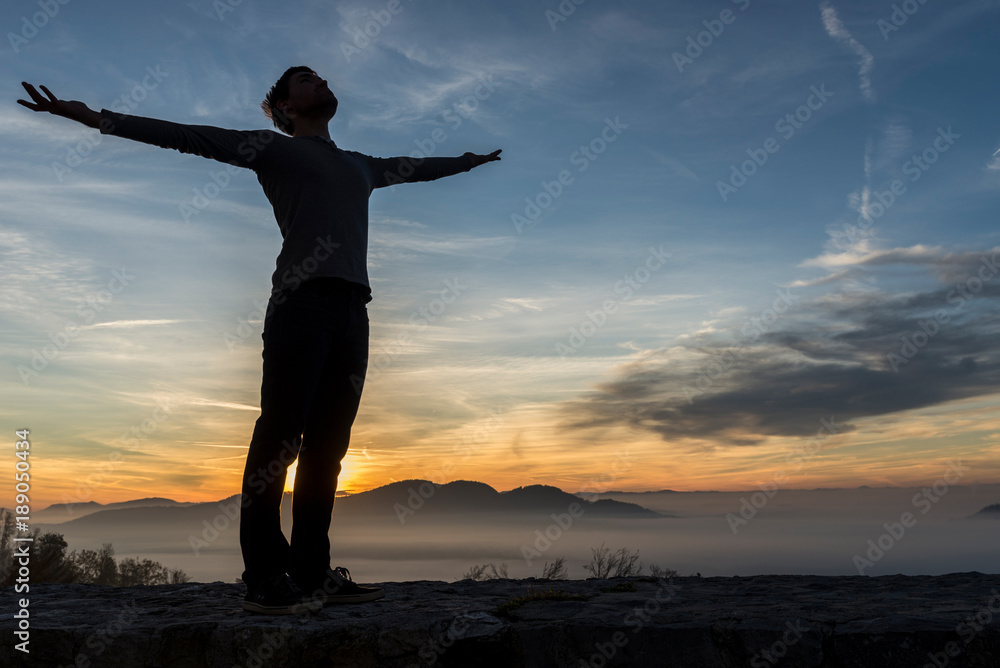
[83,319,185,329]
[647,149,699,182]
[820,2,875,103]
[829,118,914,254]
[187,398,260,412]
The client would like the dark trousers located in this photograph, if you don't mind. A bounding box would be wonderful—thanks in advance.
[239,278,369,586]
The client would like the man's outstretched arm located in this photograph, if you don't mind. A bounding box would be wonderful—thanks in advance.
[18,82,271,170]
[370,149,501,188]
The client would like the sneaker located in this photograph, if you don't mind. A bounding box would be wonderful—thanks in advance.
[297,566,385,605]
[242,573,324,615]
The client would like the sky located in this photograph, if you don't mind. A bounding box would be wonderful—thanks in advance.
[3,0,1000,509]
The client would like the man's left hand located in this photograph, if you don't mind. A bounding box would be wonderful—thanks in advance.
[464,149,502,168]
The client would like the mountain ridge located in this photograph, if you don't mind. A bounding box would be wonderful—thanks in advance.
[26,479,665,528]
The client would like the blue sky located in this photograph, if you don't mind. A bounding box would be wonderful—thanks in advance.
[3,0,1000,505]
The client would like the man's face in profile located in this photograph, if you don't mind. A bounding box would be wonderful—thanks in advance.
[281,70,338,122]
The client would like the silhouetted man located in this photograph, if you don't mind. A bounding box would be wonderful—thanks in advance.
[18,66,500,614]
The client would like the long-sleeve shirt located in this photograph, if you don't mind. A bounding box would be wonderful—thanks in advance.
[98,110,474,299]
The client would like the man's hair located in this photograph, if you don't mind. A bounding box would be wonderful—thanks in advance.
[261,65,314,135]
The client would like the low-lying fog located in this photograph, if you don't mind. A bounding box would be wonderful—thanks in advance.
[32,483,1000,583]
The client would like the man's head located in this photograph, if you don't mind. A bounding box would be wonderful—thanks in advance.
[261,66,338,136]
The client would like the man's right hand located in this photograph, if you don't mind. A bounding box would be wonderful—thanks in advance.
[17,82,101,129]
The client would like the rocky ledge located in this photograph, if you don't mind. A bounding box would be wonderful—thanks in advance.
[3,573,999,667]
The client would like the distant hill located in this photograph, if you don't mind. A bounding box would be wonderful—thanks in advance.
[43,497,187,513]
[577,489,680,495]
[970,503,1000,519]
[17,497,193,525]
[38,480,664,530]
[41,500,102,513]
[337,480,665,519]
[337,480,500,516]
[55,503,215,528]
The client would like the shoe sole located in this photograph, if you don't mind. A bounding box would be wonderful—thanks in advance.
[318,589,386,605]
[242,599,324,615]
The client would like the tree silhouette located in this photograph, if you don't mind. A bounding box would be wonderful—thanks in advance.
[71,543,118,585]
[0,509,189,586]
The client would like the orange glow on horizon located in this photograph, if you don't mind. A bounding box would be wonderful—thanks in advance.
[27,462,1000,510]
[282,454,357,494]
[26,394,1000,509]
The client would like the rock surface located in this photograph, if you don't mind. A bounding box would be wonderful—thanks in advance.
[3,573,1000,667]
